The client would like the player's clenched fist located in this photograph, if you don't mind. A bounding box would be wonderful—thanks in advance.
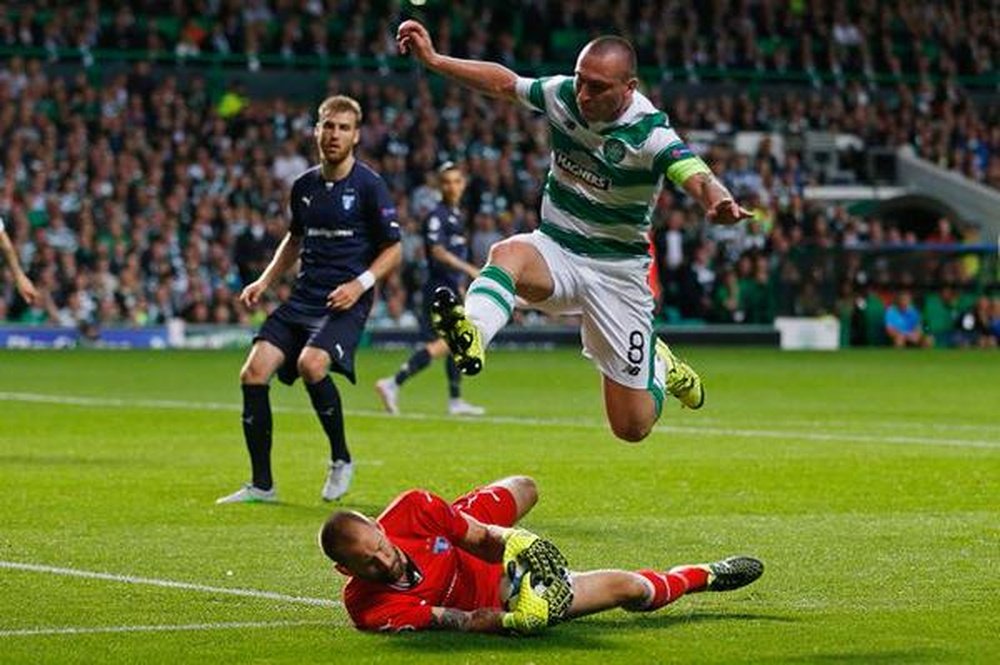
[396,20,436,63]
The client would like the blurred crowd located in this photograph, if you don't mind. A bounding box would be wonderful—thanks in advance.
[4,1,997,80]
[1,2,998,347]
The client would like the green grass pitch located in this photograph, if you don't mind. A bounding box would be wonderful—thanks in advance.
[0,347,997,664]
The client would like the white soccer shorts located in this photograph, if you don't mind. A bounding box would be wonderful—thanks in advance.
[515,231,665,400]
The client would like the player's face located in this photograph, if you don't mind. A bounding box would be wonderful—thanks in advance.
[342,525,407,583]
[314,111,360,166]
[439,169,466,206]
[574,52,636,123]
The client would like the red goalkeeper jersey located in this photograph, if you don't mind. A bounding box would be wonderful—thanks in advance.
[343,488,514,631]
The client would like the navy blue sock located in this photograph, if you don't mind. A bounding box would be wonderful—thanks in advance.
[445,355,461,399]
[306,376,350,463]
[241,384,273,490]
[394,347,432,386]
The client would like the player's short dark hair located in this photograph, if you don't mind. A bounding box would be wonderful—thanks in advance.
[318,510,371,563]
[437,161,461,175]
[317,95,363,128]
[584,36,637,80]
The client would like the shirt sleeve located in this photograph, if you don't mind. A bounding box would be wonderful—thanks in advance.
[0,215,5,233]
[345,583,434,632]
[367,176,401,245]
[514,75,563,114]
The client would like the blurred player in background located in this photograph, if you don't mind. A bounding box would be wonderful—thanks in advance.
[397,21,751,443]
[375,162,485,417]
[0,215,38,306]
[319,474,763,633]
[217,95,401,505]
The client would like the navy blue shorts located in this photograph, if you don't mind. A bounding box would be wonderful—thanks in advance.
[254,303,367,385]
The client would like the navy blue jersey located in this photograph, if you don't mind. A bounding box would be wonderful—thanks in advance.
[287,162,400,314]
[422,202,468,289]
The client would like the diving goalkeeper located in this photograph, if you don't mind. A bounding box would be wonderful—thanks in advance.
[318,475,763,633]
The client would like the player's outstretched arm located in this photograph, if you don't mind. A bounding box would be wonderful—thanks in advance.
[681,172,752,226]
[240,232,302,308]
[396,20,518,102]
[429,607,506,633]
[430,572,551,635]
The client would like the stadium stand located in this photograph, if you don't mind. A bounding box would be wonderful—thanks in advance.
[0,1,997,347]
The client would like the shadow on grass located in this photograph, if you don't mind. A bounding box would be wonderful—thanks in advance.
[382,611,794,654]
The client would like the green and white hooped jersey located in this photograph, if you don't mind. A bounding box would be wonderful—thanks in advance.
[515,75,710,259]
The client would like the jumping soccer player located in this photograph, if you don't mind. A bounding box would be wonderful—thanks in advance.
[375,162,485,417]
[319,475,763,633]
[397,21,752,443]
[217,95,401,504]
[0,215,38,306]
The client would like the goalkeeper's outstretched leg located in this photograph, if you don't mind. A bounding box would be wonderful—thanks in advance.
[565,556,764,618]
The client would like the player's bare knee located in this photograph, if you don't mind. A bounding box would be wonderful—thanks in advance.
[297,355,329,384]
[611,421,651,444]
[486,239,523,275]
[511,475,539,510]
[240,361,268,385]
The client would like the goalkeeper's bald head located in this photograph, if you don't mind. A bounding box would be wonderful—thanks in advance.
[318,510,373,564]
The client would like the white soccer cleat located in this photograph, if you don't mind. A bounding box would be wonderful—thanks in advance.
[322,460,354,502]
[448,399,486,417]
[374,377,400,415]
[215,483,277,505]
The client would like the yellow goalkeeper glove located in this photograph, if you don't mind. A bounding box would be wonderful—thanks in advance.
[502,528,540,568]
[500,571,549,635]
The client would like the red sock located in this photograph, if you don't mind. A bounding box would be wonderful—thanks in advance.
[635,570,690,611]
[670,565,710,593]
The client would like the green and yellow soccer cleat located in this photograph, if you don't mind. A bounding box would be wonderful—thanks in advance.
[656,338,705,409]
[430,287,485,376]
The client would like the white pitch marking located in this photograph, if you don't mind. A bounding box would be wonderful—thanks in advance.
[0,391,997,450]
[0,619,335,638]
[0,560,340,608]
[654,424,1000,450]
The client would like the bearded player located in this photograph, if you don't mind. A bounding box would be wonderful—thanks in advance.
[217,95,401,504]
[397,21,752,443]
[319,475,763,633]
